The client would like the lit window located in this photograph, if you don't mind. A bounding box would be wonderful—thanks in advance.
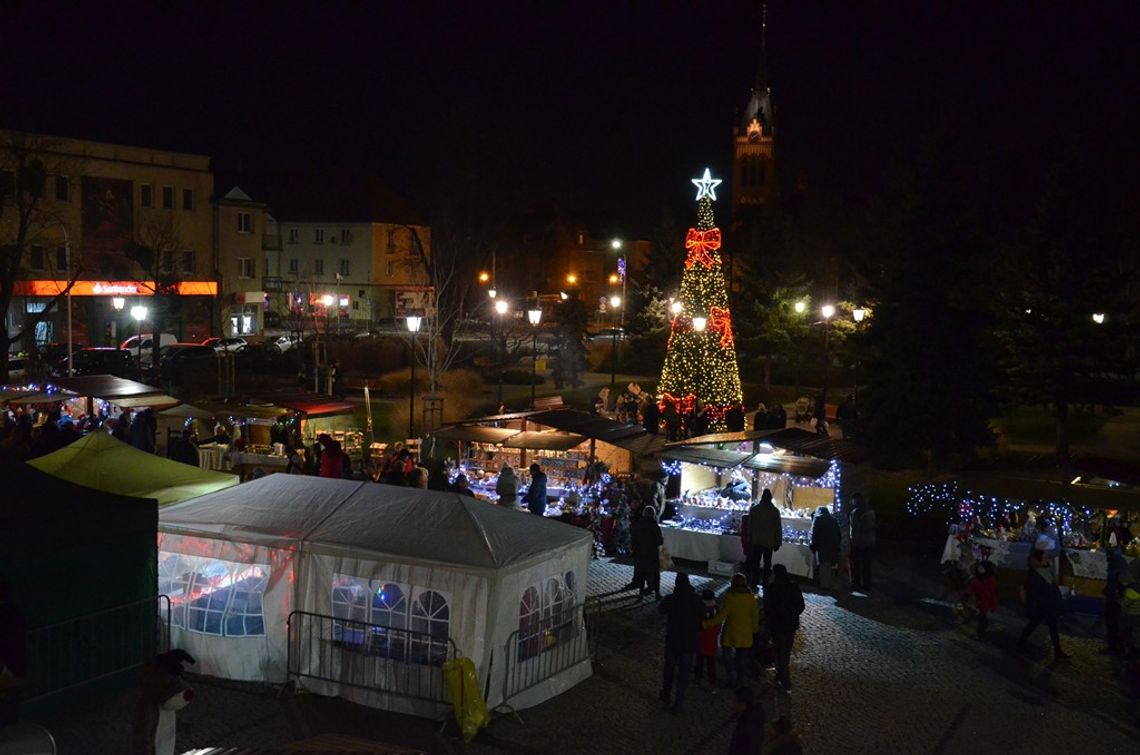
[314,229,324,244]
[140,184,153,208]
[158,552,268,637]
[237,212,252,234]
[329,577,449,665]
[182,188,194,211]
[162,186,174,209]
[410,589,451,665]
[55,175,69,202]
[516,577,576,662]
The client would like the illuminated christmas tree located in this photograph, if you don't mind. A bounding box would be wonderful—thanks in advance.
[658,168,744,427]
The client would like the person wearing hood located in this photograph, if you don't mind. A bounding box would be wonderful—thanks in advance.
[657,573,704,711]
[630,505,664,599]
[1017,544,1068,661]
[317,434,345,479]
[747,489,782,588]
[496,463,519,507]
[765,564,805,692]
[703,573,761,690]
[522,462,548,516]
[810,506,841,590]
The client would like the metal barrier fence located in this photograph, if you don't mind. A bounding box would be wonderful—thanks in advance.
[24,595,171,702]
[286,610,459,705]
[502,601,590,705]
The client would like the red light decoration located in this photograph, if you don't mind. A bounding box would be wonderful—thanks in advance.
[683,227,722,269]
[708,306,734,349]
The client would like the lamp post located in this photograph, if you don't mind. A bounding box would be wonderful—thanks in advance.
[131,304,148,371]
[852,307,866,402]
[494,298,509,408]
[820,304,835,402]
[608,295,622,401]
[406,315,422,438]
[611,238,626,331]
[528,306,542,409]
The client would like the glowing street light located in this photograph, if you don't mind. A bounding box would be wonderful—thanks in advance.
[852,307,866,323]
[488,289,497,299]
[611,238,622,251]
[566,273,578,285]
[559,291,569,301]
[495,299,509,315]
[478,271,490,283]
[112,297,125,311]
[692,316,707,332]
[130,304,148,369]
[670,300,683,315]
[609,295,622,309]
[794,300,806,314]
[406,315,422,437]
[528,308,543,408]
[320,294,334,307]
[821,304,835,320]
[1092,312,1106,324]
[609,273,619,285]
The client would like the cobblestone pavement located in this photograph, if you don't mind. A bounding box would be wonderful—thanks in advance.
[47,555,1139,754]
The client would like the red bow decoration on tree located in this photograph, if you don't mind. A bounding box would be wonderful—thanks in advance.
[684,227,722,269]
[708,306,734,348]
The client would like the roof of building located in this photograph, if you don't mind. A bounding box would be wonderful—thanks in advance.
[740,11,774,133]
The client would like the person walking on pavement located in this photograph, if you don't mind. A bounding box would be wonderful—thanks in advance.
[522,462,548,516]
[809,506,841,590]
[964,560,999,640]
[765,564,805,692]
[747,489,782,589]
[630,506,664,598]
[703,573,761,689]
[1017,543,1069,661]
[695,589,719,690]
[657,573,704,712]
[848,493,876,593]
[727,685,765,755]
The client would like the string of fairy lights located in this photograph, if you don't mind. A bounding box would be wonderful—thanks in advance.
[905,481,1095,529]
[658,169,744,428]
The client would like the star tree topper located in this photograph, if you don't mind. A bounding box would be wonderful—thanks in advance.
[691,167,722,201]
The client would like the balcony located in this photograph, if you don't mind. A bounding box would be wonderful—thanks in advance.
[262,234,282,252]
[262,276,283,292]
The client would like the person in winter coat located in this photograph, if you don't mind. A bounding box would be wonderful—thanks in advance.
[728,685,765,755]
[522,462,548,516]
[630,506,664,598]
[724,403,745,432]
[317,434,345,479]
[1017,546,1068,660]
[809,506,842,590]
[703,573,761,689]
[769,402,787,430]
[663,401,682,442]
[752,403,768,432]
[848,494,876,593]
[695,589,719,688]
[1103,546,1129,655]
[657,573,704,711]
[764,564,805,691]
[496,463,519,507]
[452,474,477,498]
[964,560,999,639]
[747,489,782,588]
[641,397,661,435]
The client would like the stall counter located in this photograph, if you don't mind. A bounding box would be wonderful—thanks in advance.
[660,524,814,578]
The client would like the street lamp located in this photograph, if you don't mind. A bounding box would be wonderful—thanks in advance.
[794,300,806,314]
[479,271,490,283]
[494,299,509,407]
[670,300,683,316]
[131,304,148,370]
[608,273,619,285]
[1092,312,1106,325]
[528,307,542,408]
[852,307,866,323]
[406,315,422,438]
[566,273,577,285]
[608,295,623,404]
[611,238,627,330]
[112,297,125,311]
[821,304,835,403]
[488,289,497,299]
[851,306,867,404]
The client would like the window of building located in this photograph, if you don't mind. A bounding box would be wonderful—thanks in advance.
[314,228,324,244]
[288,228,299,244]
[161,251,174,274]
[182,188,194,211]
[55,175,69,202]
[338,259,350,276]
[181,250,195,274]
[238,257,254,279]
[314,259,324,275]
[237,212,252,234]
[140,184,153,208]
[288,258,299,274]
[28,245,45,270]
[340,229,351,244]
[386,260,396,276]
[162,186,174,209]
[55,246,68,271]
[351,300,359,311]
[158,552,268,637]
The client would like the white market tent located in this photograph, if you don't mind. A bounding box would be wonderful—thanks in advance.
[157,475,593,717]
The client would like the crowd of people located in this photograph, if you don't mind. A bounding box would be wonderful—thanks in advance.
[0,403,160,461]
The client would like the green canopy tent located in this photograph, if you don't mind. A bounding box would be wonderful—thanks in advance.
[29,431,239,506]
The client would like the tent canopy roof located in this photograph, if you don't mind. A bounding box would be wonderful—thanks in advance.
[28,432,239,506]
[932,471,1140,511]
[53,375,172,401]
[160,475,593,569]
[436,408,651,449]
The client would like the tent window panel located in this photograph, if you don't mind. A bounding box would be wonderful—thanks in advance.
[331,576,371,649]
[224,567,269,637]
[163,552,268,637]
[410,589,451,666]
[369,581,409,661]
[517,586,542,661]
[543,577,567,633]
[158,552,193,629]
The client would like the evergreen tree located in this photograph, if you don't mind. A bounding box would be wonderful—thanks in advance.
[657,169,743,426]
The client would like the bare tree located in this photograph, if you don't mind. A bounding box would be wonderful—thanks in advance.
[0,132,82,382]
[129,213,186,376]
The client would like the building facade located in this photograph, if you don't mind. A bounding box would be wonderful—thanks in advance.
[216,186,275,338]
[1,131,218,350]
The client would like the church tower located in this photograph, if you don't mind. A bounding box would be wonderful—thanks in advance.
[732,6,777,219]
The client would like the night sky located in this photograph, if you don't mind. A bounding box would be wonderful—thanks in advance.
[2,1,1136,236]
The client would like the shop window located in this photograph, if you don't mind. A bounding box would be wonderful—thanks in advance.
[182,188,194,211]
[162,186,174,209]
[55,175,69,202]
[314,259,324,275]
[288,228,299,244]
[140,184,153,208]
[28,245,45,270]
[158,552,268,637]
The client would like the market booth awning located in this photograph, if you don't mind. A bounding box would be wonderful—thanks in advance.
[158,476,593,717]
[51,374,180,408]
[28,431,239,506]
[668,427,870,463]
[500,431,586,451]
[432,425,520,444]
[260,391,356,418]
[933,471,1140,511]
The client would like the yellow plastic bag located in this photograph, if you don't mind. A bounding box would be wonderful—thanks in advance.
[443,656,489,742]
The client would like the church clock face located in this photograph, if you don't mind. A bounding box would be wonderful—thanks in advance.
[747,118,762,143]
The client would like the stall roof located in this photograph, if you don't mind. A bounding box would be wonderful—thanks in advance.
[500,431,586,451]
[438,408,650,446]
[433,425,520,444]
[258,392,356,417]
[668,427,869,463]
[159,401,288,420]
[743,453,831,477]
[660,446,752,469]
[53,375,167,400]
[933,471,1140,511]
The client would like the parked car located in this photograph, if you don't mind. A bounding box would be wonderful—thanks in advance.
[158,343,219,371]
[62,348,139,379]
[201,337,248,353]
[588,327,628,342]
[39,342,86,365]
[269,335,300,353]
[120,333,179,366]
